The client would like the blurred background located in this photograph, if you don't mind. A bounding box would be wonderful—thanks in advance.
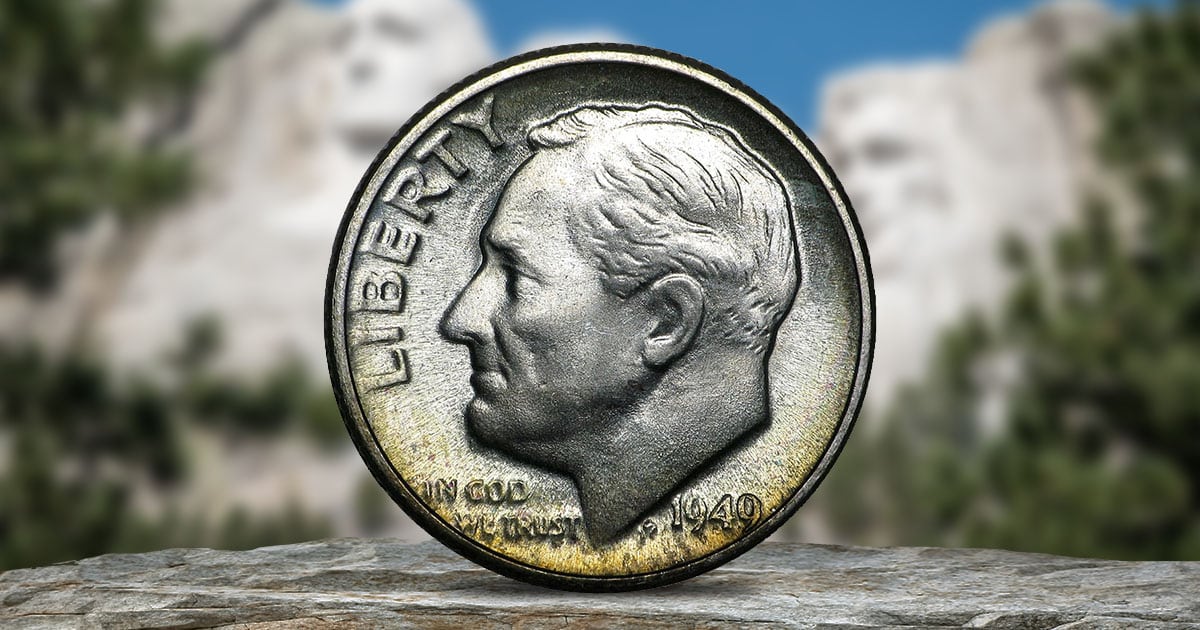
[1,0,1197,570]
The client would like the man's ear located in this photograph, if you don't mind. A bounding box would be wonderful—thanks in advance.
[641,274,704,368]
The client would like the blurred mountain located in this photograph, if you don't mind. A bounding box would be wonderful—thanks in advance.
[90,0,492,377]
[0,0,640,554]
[814,0,1200,558]
[818,0,1117,420]
[2,0,1164,557]
[0,0,497,551]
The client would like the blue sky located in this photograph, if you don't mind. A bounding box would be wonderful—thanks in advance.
[319,0,1169,129]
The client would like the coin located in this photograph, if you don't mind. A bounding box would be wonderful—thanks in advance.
[326,44,872,591]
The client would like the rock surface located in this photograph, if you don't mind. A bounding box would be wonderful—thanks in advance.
[2,540,1197,628]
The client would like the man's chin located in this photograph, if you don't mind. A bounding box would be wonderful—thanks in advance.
[463,397,552,465]
[464,397,510,449]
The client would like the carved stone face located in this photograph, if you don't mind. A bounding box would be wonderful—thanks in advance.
[823,89,948,275]
[331,0,490,144]
[440,153,647,466]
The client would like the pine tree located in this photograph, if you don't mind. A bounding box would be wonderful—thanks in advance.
[0,0,207,287]
[0,0,203,569]
[970,1,1200,559]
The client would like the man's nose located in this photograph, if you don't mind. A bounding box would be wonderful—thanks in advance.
[348,58,375,84]
[439,274,490,347]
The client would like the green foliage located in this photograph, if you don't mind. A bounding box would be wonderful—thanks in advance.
[818,320,991,548]
[0,326,342,570]
[0,0,208,287]
[0,0,343,571]
[824,1,1200,560]
[173,317,348,444]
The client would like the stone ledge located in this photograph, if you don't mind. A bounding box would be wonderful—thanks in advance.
[1,539,1197,629]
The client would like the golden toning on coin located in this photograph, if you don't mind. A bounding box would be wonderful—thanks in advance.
[326,45,872,591]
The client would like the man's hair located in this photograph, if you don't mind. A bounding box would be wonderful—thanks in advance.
[527,103,799,354]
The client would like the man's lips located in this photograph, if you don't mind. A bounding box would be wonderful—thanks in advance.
[469,370,506,393]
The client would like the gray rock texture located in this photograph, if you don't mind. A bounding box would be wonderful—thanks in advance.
[2,540,1198,628]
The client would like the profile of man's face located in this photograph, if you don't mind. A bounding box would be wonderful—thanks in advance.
[440,152,649,465]
[439,103,797,543]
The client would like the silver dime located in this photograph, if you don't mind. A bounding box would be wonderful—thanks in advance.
[326,44,873,591]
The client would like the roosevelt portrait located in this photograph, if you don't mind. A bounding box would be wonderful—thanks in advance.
[440,102,799,544]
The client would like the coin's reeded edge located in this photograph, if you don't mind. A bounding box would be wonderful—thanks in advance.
[326,42,874,592]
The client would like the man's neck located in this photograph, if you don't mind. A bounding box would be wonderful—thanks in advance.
[569,350,770,545]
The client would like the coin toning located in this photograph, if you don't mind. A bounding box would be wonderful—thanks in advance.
[327,45,872,591]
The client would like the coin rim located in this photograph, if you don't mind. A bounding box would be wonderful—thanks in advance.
[326,43,875,592]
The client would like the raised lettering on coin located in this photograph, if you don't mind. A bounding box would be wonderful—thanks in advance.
[327,45,872,592]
